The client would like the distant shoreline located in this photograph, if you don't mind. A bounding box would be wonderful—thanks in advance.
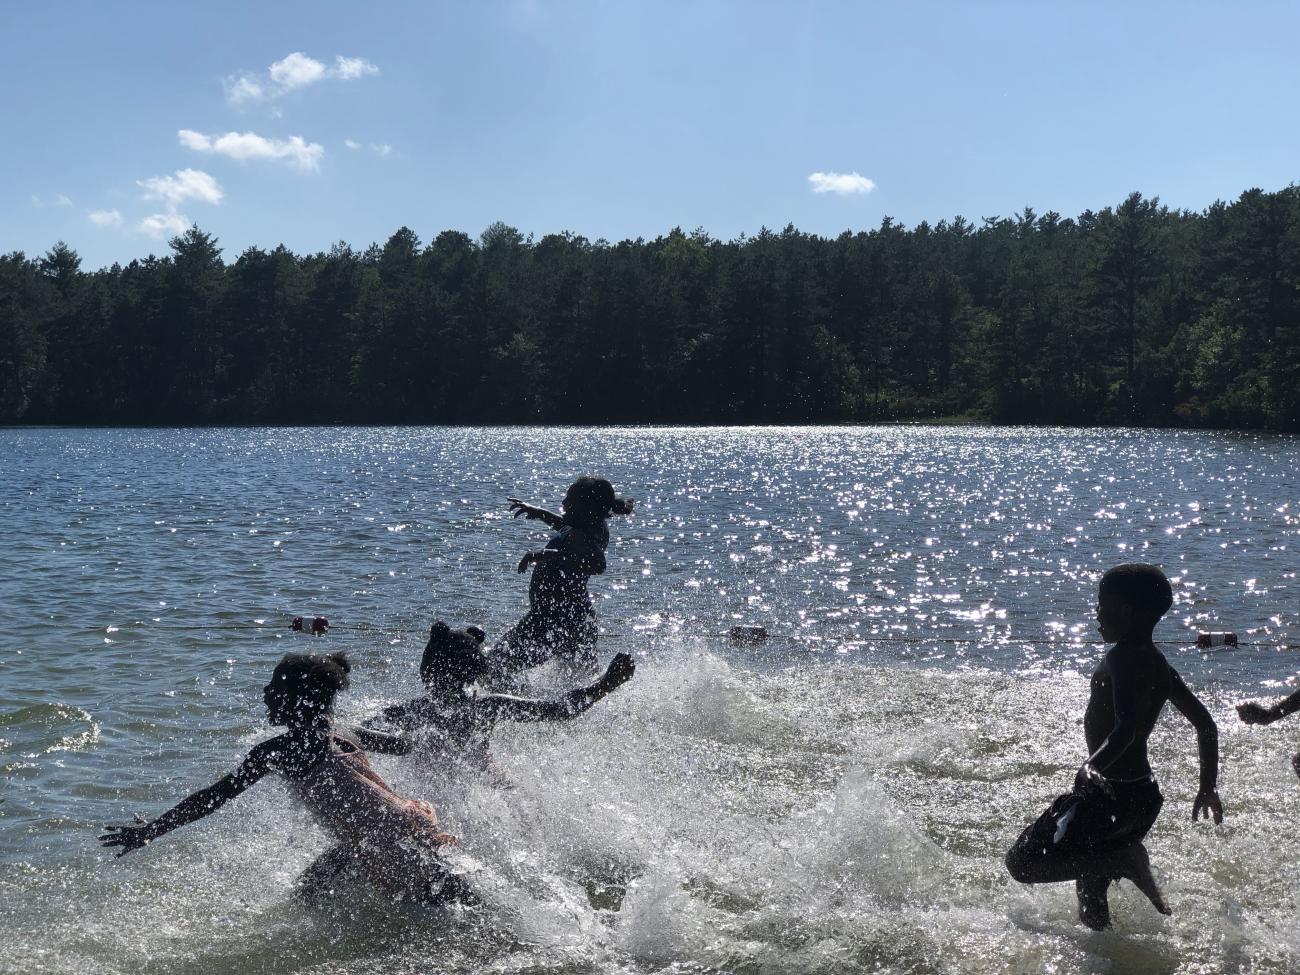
[4,418,1294,435]
[8,185,1299,433]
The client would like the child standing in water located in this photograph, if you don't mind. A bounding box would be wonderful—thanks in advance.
[365,620,636,770]
[495,476,634,676]
[1236,685,1300,778]
[100,652,471,905]
[1004,564,1223,930]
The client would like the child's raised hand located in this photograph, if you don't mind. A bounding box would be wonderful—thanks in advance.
[602,652,636,689]
[98,814,152,856]
[517,551,535,573]
[1236,701,1279,725]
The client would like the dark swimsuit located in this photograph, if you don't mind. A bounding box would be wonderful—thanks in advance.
[1008,774,1164,865]
[496,521,608,673]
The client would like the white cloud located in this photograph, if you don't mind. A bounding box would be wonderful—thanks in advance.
[30,195,42,208]
[334,56,378,80]
[138,212,191,238]
[269,51,326,90]
[808,171,876,195]
[344,138,361,150]
[134,168,221,238]
[138,168,224,207]
[179,129,324,171]
[224,73,266,106]
[371,143,393,157]
[225,52,379,105]
[177,129,208,151]
[55,194,73,208]
[88,209,123,227]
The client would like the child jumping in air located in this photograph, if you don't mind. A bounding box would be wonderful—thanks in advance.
[1237,685,1300,778]
[366,621,636,770]
[494,476,634,676]
[99,651,471,905]
[1004,563,1223,930]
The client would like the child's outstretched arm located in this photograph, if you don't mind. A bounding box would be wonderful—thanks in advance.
[507,497,565,530]
[98,740,280,856]
[350,725,414,755]
[1237,685,1300,725]
[482,652,636,723]
[1168,668,1224,823]
[361,699,426,733]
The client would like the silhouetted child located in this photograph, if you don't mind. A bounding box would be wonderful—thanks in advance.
[495,476,634,676]
[100,652,472,905]
[366,621,635,770]
[1005,564,1223,930]
[1237,685,1300,778]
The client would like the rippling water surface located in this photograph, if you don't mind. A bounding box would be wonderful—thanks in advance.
[2,426,1299,974]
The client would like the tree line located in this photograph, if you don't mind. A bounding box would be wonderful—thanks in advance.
[2,185,1298,429]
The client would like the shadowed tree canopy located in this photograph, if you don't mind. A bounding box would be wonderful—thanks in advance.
[2,188,1298,429]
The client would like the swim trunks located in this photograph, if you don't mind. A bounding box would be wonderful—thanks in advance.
[1010,775,1164,863]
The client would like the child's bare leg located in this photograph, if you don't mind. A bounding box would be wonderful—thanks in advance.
[1106,843,1170,916]
[295,844,356,904]
[1075,875,1111,930]
[1009,836,1170,925]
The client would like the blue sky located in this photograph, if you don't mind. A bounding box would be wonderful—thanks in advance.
[3,1,1298,268]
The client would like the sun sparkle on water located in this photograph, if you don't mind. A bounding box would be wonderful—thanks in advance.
[1,425,1298,974]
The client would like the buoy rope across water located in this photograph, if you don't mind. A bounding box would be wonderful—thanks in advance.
[83,621,1300,652]
[83,619,1300,650]
[734,629,1297,651]
[90,619,374,634]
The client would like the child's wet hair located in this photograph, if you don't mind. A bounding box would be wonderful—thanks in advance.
[1100,563,1174,618]
[564,476,633,521]
[269,652,351,715]
[421,621,487,684]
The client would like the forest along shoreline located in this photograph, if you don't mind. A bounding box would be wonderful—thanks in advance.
[3,184,1297,431]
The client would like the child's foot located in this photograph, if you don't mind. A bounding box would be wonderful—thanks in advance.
[1291,752,1300,780]
[1114,844,1171,916]
[1075,876,1111,930]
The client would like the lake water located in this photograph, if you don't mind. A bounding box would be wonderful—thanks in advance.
[2,425,1299,975]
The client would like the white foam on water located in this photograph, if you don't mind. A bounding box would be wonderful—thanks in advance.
[6,637,1300,973]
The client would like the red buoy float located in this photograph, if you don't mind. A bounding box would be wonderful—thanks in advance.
[290,616,330,636]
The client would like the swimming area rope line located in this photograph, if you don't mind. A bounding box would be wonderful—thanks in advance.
[83,618,1300,651]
